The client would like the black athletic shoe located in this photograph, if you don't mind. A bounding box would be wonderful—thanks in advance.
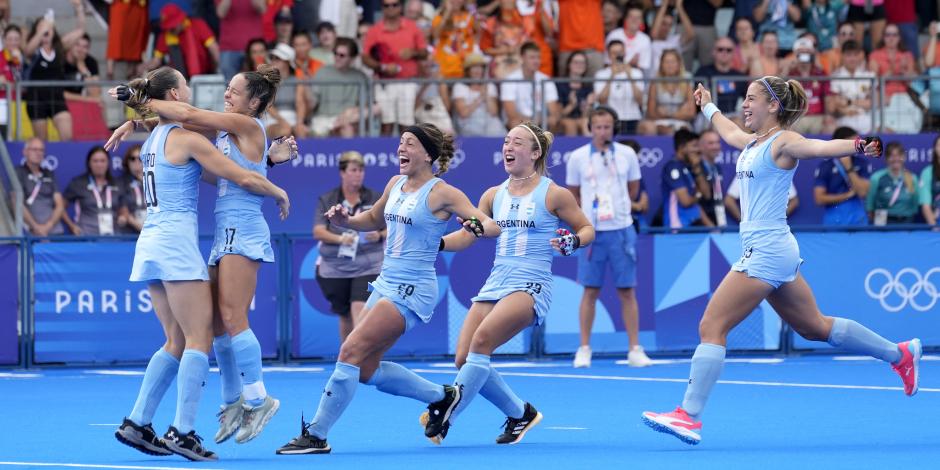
[275,414,331,455]
[420,384,461,444]
[495,402,543,445]
[115,418,172,456]
[163,426,218,461]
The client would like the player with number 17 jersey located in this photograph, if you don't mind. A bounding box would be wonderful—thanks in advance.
[130,123,208,282]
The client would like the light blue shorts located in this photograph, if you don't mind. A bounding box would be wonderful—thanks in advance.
[472,261,553,326]
[577,227,637,288]
[364,289,423,331]
[208,210,274,266]
[130,211,209,282]
[366,265,438,331]
[731,228,803,289]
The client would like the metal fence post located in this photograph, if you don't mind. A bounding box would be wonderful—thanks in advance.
[879,75,886,133]
[278,233,292,364]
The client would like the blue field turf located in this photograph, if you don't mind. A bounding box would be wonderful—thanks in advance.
[1,356,937,470]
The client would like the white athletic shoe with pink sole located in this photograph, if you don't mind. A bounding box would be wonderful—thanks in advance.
[641,407,702,445]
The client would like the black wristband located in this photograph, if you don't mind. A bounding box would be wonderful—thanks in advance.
[439,238,445,251]
[571,234,581,250]
[267,156,294,168]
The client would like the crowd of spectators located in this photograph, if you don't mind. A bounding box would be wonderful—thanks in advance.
[2,0,940,140]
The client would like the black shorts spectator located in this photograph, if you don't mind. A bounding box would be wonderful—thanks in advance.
[315,270,378,316]
[846,4,886,22]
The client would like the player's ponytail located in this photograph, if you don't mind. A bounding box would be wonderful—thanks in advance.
[242,64,282,117]
[125,66,180,115]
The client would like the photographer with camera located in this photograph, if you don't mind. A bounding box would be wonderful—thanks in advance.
[593,40,644,135]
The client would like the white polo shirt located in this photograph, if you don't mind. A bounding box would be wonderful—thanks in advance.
[500,69,559,119]
[565,142,642,231]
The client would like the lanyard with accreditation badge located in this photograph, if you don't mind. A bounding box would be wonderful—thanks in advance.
[88,176,115,235]
[26,172,43,205]
[585,143,622,226]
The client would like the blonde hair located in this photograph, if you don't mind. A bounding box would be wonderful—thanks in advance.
[517,122,554,176]
[339,151,364,171]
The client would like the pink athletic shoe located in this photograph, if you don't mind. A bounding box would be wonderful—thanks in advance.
[892,338,922,396]
[641,407,702,445]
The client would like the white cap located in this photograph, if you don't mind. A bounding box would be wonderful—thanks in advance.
[270,43,296,63]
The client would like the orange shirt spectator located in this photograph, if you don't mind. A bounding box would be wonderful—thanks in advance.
[558,0,604,53]
[431,0,478,79]
[481,0,554,77]
[869,24,916,99]
[291,30,322,79]
[106,0,149,77]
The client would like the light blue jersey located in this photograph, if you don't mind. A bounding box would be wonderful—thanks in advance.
[474,176,558,324]
[730,131,802,288]
[492,176,557,269]
[130,124,208,282]
[368,176,448,326]
[208,118,275,265]
[736,131,794,231]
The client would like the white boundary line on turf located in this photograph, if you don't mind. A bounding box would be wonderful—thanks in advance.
[88,424,121,426]
[0,462,225,470]
[411,369,940,393]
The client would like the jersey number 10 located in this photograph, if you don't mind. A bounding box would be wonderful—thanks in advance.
[142,153,158,208]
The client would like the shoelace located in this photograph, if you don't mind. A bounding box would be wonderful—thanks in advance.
[242,407,256,427]
[216,403,238,423]
[500,416,521,434]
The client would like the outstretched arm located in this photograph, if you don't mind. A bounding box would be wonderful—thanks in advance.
[440,184,501,238]
[441,187,497,252]
[326,176,400,232]
[778,134,882,161]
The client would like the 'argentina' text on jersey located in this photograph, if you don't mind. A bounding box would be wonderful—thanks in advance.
[385,213,413,225]
[496,218,536,228]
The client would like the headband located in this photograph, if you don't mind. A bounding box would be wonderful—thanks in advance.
[516,124,543,157]
[403,125,440,162]
[759,78,782,113]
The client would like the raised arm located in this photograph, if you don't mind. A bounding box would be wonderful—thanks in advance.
[441,186,497,252]
[60,0,87,51]
[695,83,753,149]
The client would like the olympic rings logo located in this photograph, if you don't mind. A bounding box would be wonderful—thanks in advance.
[637,148,663,168]
[864,268,940,313]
